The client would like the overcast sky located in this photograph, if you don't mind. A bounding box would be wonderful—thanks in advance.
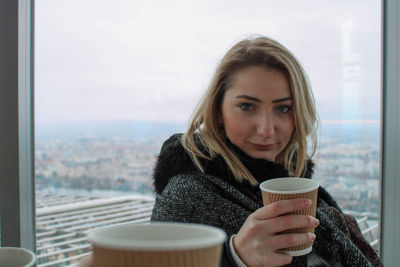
[35,0,381,127]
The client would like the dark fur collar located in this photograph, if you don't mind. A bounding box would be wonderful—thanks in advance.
[153,133,314,194]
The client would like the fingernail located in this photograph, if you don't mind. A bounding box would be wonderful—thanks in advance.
[303,199,312,206]
[312,218,320,226]
[310,233,316,240]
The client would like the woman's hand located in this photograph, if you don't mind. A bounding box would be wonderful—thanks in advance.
[233,198,319,267]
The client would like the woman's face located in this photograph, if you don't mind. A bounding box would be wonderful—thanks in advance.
[221,66,295,161]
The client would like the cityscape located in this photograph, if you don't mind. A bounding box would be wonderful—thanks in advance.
[34,121,381,266]
[35,121,381,215]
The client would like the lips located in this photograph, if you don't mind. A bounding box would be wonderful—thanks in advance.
[252,143,276,151]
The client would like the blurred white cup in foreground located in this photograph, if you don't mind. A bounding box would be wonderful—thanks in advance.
[87,222,226,267]
[0,247,36,267]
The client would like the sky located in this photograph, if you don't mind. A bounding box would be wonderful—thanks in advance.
[34,0,381,127]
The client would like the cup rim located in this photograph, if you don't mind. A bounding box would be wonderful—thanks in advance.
[87,222,227,250]
[0,247,36,266]
[259,177,319,194]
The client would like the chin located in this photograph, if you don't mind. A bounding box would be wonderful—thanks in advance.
[249,151,276,162]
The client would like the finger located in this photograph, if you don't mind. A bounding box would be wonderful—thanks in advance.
[254,198,312,220]
[270,215,319,233]
[268,232,316,250]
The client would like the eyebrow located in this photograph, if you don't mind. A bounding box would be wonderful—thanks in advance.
[235,95,292,103]
[272,97,292,103]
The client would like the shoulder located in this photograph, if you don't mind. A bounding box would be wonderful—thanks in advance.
[151,171,258,235]
[159,171,238,203]
[153,134,198,194]
[151,171,227,222]
[160,171,211,199]
[153,170,261,216]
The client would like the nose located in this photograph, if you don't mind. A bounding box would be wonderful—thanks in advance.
[256,114,275,138]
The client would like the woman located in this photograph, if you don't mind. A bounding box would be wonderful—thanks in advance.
[151,36,382,267]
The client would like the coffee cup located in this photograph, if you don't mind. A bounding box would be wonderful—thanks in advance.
[0,247,36,267]
[259,177,319,256]
[87,222,226,267]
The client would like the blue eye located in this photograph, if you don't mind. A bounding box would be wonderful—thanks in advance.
[277,105,292,113]
[239,103,254,111]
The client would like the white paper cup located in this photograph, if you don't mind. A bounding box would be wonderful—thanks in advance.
[259,177,319,256]
[0,247,36,267]
[87,222,227,267]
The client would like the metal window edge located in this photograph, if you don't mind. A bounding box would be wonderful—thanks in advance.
[18,0,36,252]
[381,0,400,265]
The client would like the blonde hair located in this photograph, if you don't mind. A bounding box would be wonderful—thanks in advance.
[182,36,318,185]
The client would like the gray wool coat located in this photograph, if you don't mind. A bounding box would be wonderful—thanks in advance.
[151,134,382,267]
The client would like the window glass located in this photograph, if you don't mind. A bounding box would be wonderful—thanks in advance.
[35,0,381,265]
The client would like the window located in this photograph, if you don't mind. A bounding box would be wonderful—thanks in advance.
[4,0,400,266]
[34,1,382,265]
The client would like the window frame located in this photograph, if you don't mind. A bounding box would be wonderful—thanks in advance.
[0,0,35,250]
[1,0,399,264]
[380,0,400,264]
